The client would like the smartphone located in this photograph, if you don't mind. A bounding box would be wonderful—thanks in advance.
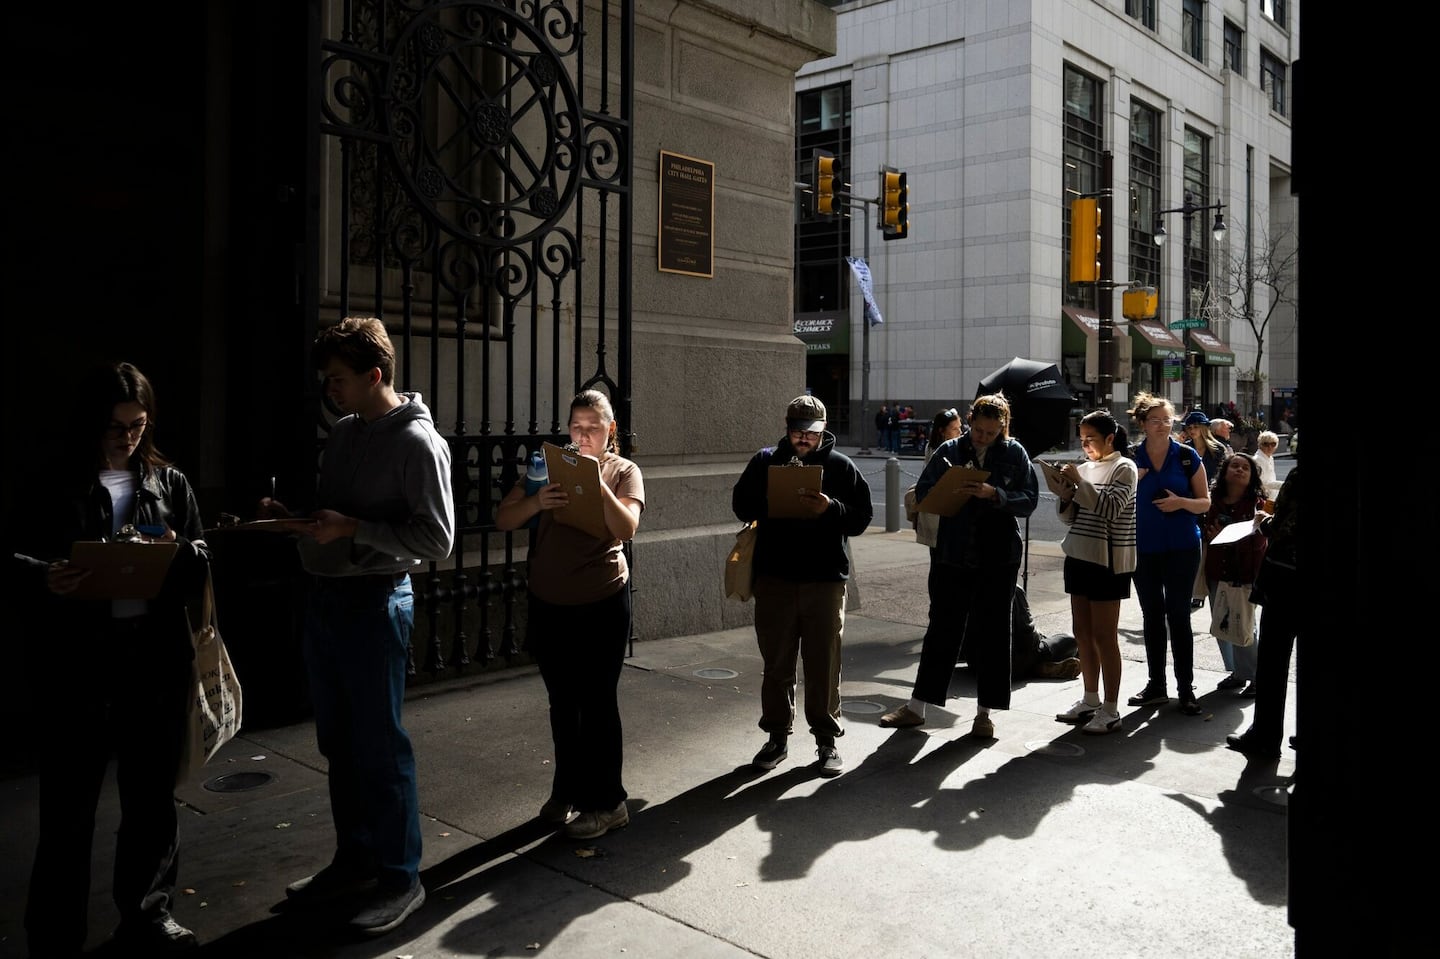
[137,524,166,537]
[1151,488,1172,502]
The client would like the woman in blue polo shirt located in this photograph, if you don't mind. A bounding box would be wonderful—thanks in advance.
[1126,392,1211,714]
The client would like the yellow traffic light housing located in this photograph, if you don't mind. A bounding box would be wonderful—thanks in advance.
[882,167,908,240]
[1069,197,1100,283]
[1123,286,1158,320]
[813,149,840,216]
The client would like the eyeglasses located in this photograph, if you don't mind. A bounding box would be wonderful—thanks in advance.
[788,429,821,441]
[105,418,149,438]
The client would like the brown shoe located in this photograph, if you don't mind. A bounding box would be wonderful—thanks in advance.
[879,705,925,728]
[970,714,996,739]
[1036,657,1082,680]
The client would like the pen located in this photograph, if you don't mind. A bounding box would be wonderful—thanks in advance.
[270,476,276,500]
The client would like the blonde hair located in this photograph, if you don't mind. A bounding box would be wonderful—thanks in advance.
[969,393,1011,440]
[1258,430,1279,449]
[1128,391,1174,424]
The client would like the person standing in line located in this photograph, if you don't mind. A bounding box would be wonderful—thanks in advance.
[20,362,211,956]
[1049,409,1138,734]
[1203,451,1268,696]
[1126,393,1210,715]
[1181,410,1230,610]
[1209,417,1234,445]
[1226,464,1300,760]
[733,395,872,776]
[495,389,644,839]
[879,393,1038,738]
[260,316,454,937]
[1254,430,1281,497]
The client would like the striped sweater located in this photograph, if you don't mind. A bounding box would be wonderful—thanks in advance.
[1058,451,1138,574]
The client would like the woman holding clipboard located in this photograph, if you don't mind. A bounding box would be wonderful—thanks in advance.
[18,362,211,955]
[495,389,645,841]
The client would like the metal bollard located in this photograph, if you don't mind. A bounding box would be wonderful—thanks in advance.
[885,456,901,532]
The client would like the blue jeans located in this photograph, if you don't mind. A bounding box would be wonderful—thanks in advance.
[1208,580,1259,680]
[303,574,420,890]
[1133,548,1201,692]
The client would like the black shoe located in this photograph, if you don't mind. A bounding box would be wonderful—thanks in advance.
[816,744,844,777]
[286,863,380,906]
[347,878,426,937]
[1190,598,1205,611]
[1226,732,1280,760]
[752,738,788,770]
[113,915,198,953]
[1237,681,1258,698]
[1177,689,1204,716]
[1127,682,1169,706]
[1215,674,1245,691]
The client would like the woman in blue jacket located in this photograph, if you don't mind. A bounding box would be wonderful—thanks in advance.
[880,393,1038,739]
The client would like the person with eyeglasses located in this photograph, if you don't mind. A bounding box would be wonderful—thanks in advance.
[732,395,872,777]
[17,361,212,955]
[496,388,645,841]
[880,393,1039,739]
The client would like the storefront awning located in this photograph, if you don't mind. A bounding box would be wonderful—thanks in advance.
[1061,306,1099,355]
[1129,320,1186,361]
[1187,327,1235,366]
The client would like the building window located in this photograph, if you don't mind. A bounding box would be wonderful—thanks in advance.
[795,83,851,316]
[1182,129,1216,324]
[1182,0,1205,63]
[1223,20,1243,75]
[1260,49,1287,116]
[1063,64,1103,311]
[1126,0,1156,31]
[1261,0,1286,29]
[1129,100,1161,291]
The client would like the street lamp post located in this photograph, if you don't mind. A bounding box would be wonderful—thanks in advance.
[1154,191,1226,411]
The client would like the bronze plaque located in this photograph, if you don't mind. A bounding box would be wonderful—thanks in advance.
[657,150,714,278]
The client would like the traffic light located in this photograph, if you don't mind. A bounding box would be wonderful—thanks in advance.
[881,167,908,240]
[813,149,840,216]
[1122,285,1157,319]
[1069,197,1100,283]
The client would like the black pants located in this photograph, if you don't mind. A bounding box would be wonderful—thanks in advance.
[528,586,631,814]
[26,615,192,955]
[1248,601,1299,751]
[914,560,1018,710]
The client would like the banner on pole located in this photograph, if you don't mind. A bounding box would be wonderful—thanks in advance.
[845,256,884,327]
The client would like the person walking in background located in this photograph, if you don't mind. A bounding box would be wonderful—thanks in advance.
[875,405,888,449]
[496,389,645,840]
[733,395,872,777]
[885,402,901,453]
[1202,452,1268,696]
[880,393,1038,739]
[1127,393,1210,715]
[1254,430,1281,497]
[1227,464,1300,760]
[20,362,211,956]
[1209,417,1234,445]
[1048,409,1137,734]
[259,317,454,937]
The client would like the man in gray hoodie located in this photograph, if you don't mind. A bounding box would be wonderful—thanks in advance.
[259,316,454,937]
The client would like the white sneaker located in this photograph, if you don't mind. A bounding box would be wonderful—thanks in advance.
[1056,699,1098,724]
[1082,708,1122,735]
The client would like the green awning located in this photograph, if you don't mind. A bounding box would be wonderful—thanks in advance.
[1061,306,1098,355]
[1130,320,1186,361]
[1187,327,1235,366]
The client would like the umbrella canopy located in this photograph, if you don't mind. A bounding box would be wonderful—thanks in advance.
[976,357,1076,455]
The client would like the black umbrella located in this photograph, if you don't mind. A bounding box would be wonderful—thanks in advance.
[976,357,1075,456]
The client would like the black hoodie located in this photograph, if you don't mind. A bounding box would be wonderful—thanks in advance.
[732,431,872,582]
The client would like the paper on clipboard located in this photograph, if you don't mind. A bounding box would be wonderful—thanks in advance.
[1035,459,1073,494]
[1208,518,1260,547]
[68,541,179,600]
[542,442,611,541]
[767,464,824,519]
[916,467,991,516]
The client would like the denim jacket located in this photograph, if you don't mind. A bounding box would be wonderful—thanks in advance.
[916,434,1038,568]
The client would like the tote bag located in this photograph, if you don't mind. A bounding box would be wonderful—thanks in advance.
[724,522,758,603]
[1210,581,1256,647]
[178,572,243,783]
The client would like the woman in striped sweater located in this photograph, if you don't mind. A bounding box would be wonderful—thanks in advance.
[1049,410,1138,734]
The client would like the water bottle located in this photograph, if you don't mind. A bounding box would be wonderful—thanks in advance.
[524,449,548,528]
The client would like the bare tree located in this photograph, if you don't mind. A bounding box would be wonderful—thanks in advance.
[1215,220,1299,421]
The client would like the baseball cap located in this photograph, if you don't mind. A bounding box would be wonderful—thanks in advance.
[1181,410,1210,427]
[786,395,827,432]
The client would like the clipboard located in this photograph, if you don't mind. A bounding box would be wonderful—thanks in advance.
[916,467,991,516]
[767,464,824,519]
[542,442,610,541]
[67,540,179,600]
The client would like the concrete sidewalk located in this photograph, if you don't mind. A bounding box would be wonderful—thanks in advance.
[0,527,1296,959]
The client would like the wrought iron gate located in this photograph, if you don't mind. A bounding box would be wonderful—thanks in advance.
[316,0,633,677]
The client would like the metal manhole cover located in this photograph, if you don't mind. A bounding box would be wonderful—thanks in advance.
[840,700,886,715]
[1025,740,1084,757]
[694,667,739,680]
[203,771,274,793]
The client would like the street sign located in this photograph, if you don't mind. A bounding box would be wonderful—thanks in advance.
[1168,317,1206,330]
